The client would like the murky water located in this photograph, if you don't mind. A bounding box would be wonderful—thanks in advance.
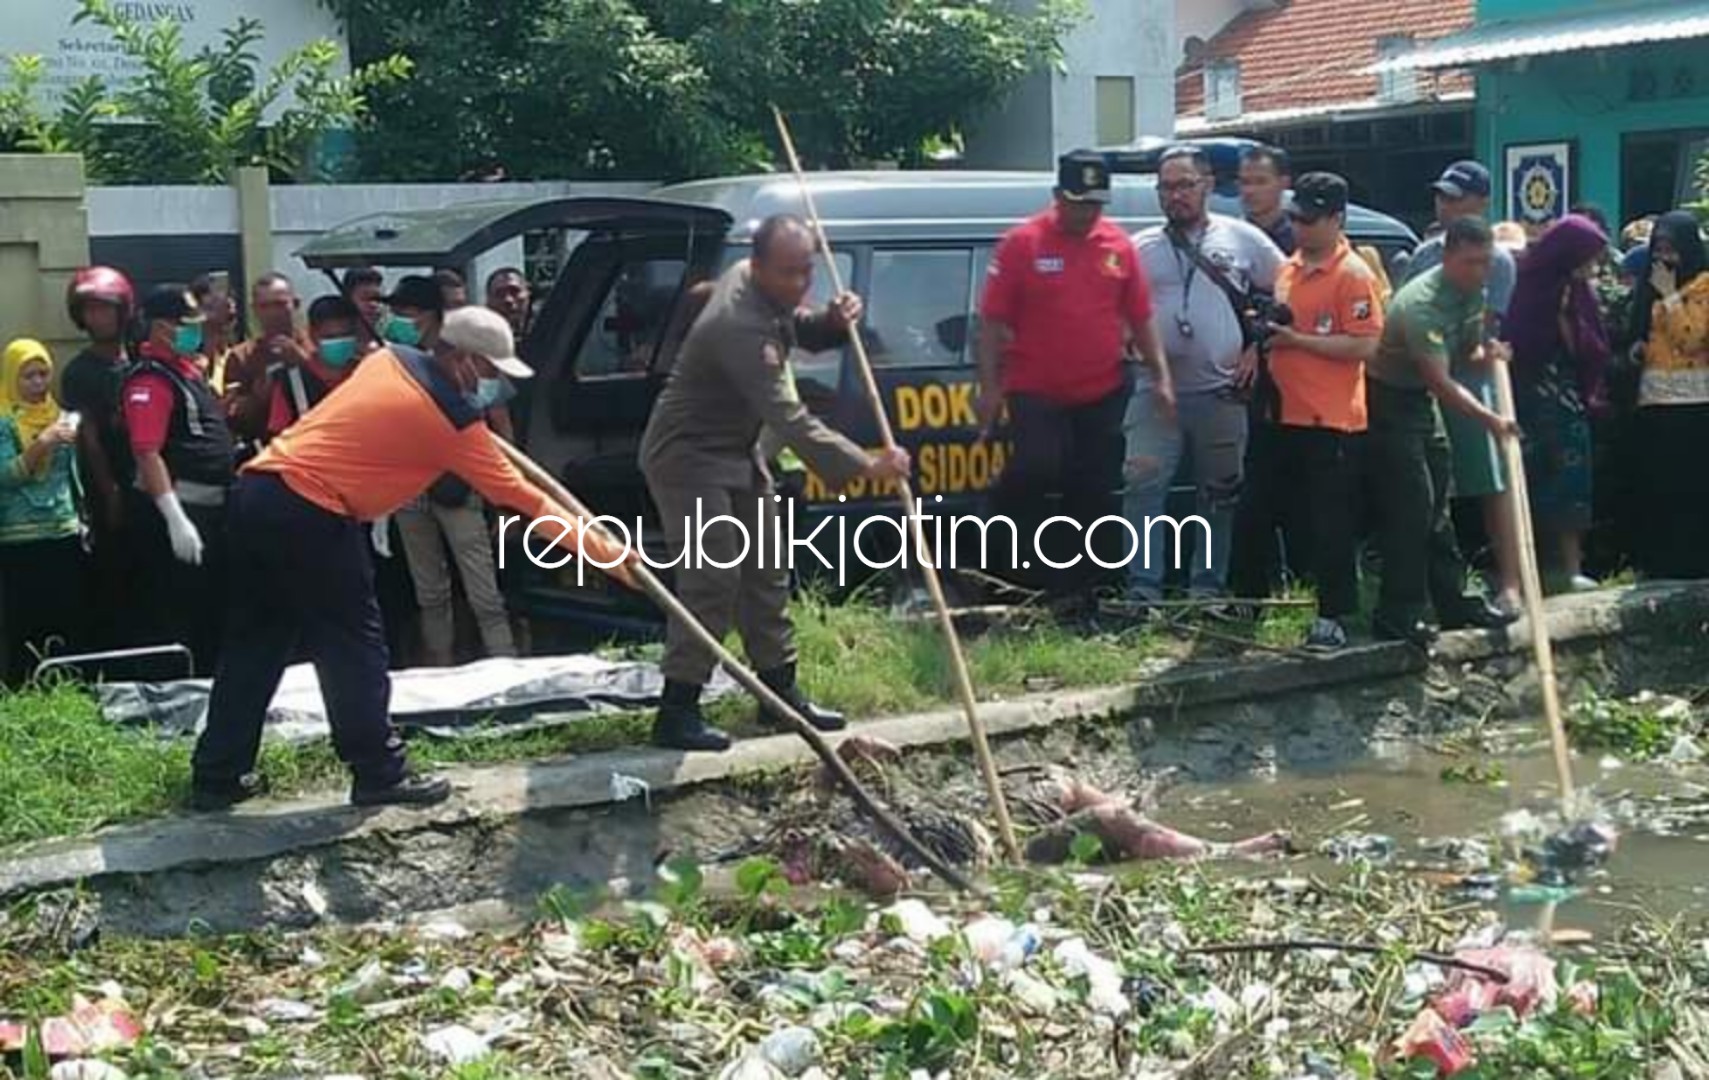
[1152,733,1709,933]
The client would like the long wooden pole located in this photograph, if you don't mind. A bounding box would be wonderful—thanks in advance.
[1489,355,1577,813]
[492,434,977,894]
[770,106,1022,865]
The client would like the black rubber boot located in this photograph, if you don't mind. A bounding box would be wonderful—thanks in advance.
[757,662,846,732]
[350,770,452,808]
[652,680,732,752]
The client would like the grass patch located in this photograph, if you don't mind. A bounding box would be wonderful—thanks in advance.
[0,592,1173,849]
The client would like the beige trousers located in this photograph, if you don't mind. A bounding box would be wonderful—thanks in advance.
[396,493,517,666]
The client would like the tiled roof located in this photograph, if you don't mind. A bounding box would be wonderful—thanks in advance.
[1177,0,1476,121]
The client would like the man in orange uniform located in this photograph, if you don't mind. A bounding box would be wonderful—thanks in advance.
[189,306,635,810]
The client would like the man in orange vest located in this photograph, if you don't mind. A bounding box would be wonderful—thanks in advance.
[189,306,637,810]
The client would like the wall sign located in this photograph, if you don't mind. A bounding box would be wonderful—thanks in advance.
[5,0,346,117]
[1505,141,1574,227]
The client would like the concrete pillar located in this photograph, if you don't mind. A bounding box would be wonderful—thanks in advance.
[0,154,92,370]
[234,165,273,324]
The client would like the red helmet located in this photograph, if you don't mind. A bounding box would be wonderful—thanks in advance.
[67,266,135,330]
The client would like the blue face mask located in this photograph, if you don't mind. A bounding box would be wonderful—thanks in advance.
[383,315,422,347]
[469,376,507,410]
[172,323,204,356]
[318,336,359,368]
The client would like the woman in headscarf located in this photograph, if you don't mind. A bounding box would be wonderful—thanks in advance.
[1629,212,1709,578]
[1503,214,1613,591]
[0,338,87,683]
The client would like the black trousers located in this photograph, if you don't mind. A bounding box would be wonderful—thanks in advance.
[129,492,227,677]
[0,535,89,685]
[191,473,407,790]
[1234,424,1363,619]
[1367,382,1475,627]
[990,382,1129,590]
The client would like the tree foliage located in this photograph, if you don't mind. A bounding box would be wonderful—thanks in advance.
[325,0,1083,182]
[0,0,411,184]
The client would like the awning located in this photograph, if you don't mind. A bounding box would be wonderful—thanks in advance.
[1369,1,1709,74]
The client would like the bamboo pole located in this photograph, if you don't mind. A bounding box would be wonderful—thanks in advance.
[492,434,977,894]
[770,105,1022,865]
[1489,353,1577,813]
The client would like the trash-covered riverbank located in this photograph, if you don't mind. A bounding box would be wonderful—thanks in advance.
[3,857,1705,1080]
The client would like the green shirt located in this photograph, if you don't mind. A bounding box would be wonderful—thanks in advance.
[1369,266,1486,392]
[0,417,80,545]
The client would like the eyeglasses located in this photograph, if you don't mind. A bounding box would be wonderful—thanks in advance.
[1159,180,1204,195]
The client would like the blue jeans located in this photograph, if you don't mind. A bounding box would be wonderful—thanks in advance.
[1122,384,1248,599]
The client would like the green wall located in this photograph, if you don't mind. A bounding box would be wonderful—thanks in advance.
[1476,40,1708,221]
[1479,0,1601,18]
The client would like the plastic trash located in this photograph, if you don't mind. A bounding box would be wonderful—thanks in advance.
[1004,971,1060,1016]
[1319,834,1396,864]
[1053,938,1130,1017]
[609,771,652,808]
[961,916,1040,972]
[422,1024,489,1065]
[337,960,393,1005]
[256,998,319,1024]
[1437,944,1559,1022]
[1122,974,1167,1016]
[438,968,473,994]
[49,1064,128,1080]
[757,1026,821,1077]
[1668,735,1704,765]
[1538,822,1619,872]
[1450,873,1503,903]
[1507,883,1581,905]
[38,997,142,1058]
[1396,1008,1475,1076]
[879,899,952,943]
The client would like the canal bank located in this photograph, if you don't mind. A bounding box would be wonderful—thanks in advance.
[2,582,1706,939]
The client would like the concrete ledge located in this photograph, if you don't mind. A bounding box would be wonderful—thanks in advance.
[4,582,1706,900]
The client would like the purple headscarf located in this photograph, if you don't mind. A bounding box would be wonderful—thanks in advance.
[1503,214,1613,411]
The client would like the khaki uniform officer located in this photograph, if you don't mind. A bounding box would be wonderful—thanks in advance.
[640,214,911,752]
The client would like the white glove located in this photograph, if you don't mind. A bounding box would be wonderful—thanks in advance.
[371,516,393,558]
[155,491,204,566]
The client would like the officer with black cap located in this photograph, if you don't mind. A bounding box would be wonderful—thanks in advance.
[976,149,1168,592]
[123,283,238,674]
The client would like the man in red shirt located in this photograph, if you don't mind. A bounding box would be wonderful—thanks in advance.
[190,306,639,811]
[124,285,237,675]
[976,150,1169,593]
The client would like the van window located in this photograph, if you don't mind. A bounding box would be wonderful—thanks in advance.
[866,248,975,368]
[574,257,687,378]
[785,250,854,417]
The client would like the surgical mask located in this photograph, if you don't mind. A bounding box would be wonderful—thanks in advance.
[172,323,204,356]
[383,315,422,347]
[469,377,506,410]
[318,336,359,368]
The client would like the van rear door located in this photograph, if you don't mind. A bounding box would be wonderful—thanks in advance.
[297,196,733,639]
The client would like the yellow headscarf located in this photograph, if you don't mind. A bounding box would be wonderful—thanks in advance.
[0,339,62,468]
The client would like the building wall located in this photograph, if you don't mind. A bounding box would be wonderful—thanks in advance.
[1051,0,1175,152]
[1476,40,1709,222]
[1477,0,1594,18]
[0,155,91,367]
[963,0,1176,168]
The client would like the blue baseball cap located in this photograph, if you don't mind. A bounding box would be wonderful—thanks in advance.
[1432,160,1492,200]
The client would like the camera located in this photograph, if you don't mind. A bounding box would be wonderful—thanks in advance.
[1240,294,1292,350]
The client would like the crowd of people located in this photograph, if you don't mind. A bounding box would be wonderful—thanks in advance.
[977,146,1709,651]
[1,144,1705,780]
[0,264,539,687]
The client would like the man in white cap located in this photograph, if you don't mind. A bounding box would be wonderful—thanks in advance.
[189,306,637,810]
